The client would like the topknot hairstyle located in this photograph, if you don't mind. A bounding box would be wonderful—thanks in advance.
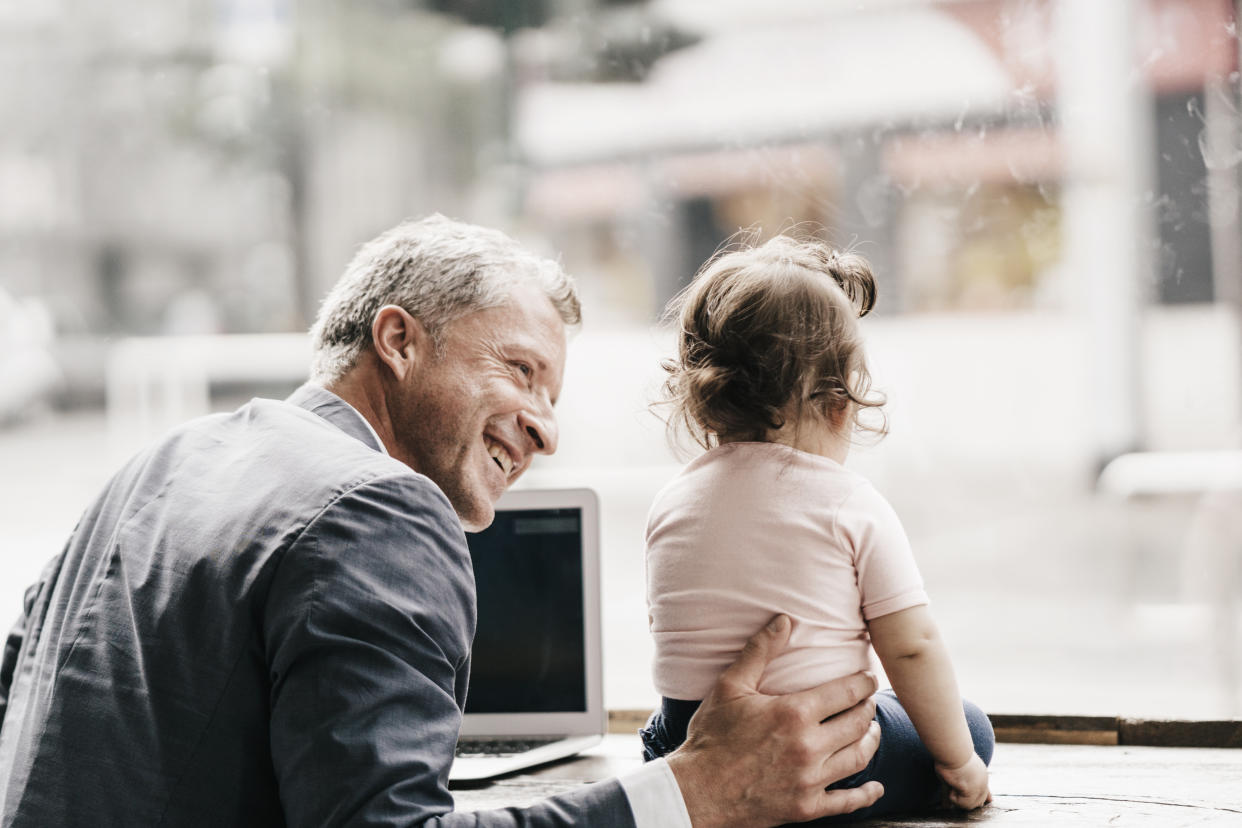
[661,233,886,450]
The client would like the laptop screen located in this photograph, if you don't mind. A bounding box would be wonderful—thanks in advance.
[464,506,587,714]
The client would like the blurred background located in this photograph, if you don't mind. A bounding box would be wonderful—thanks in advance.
[1,0,1241,720]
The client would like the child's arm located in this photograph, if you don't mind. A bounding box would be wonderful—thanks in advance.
[867,605,991,810]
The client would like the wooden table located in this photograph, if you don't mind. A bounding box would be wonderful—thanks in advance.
[452,734,1242,825]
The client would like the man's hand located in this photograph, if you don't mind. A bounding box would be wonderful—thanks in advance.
[665,615,883,828]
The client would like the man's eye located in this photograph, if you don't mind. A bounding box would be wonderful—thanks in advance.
[515,362,532,377]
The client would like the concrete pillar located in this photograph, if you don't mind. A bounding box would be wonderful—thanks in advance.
[1055,0,1154,469]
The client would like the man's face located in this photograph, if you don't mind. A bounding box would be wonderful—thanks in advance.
[392,281,567,531]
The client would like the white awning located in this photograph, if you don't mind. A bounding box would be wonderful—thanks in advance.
[516,7,1013,167]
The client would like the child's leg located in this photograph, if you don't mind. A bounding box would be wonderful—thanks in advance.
[964,696,995,766]
[818,690,995,822]
[638,698,701,762]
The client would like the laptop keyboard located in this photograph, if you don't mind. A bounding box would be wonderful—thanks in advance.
[454,737,559,758]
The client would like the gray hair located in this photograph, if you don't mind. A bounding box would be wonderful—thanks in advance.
[309,214,581,384]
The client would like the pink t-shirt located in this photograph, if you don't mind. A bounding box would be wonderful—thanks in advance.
[646,441,928,699]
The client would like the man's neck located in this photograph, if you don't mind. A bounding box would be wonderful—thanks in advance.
[323,369,397,457]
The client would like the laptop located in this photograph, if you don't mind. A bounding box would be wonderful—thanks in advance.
[450,487,606,782]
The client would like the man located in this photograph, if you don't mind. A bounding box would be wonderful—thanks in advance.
[0,216,883,826]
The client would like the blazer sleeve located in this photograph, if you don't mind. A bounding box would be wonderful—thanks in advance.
[263,474,636,828]
[0,553,60,728]
[0,585,31,726]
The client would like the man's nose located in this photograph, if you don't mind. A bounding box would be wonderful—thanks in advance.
[518,405,558,456]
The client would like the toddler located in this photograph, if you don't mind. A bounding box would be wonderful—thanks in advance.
[642,235,994,821]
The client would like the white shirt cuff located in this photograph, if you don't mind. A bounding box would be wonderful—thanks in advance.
[618,757,692,828]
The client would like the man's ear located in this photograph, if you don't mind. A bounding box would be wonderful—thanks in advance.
[371,305,432,382]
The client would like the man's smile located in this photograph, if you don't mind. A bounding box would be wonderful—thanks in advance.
[485,435,516,477]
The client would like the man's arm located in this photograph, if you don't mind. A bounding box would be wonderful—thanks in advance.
[0,600,29,726]
[665,615,884,828]
[0,556,59,728]
[263,475,635,827]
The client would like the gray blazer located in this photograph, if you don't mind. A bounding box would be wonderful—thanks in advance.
[0,385,634,827]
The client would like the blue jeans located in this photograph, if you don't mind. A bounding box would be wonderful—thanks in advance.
[639,690,995,823]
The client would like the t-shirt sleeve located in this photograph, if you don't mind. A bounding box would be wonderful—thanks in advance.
[836,482,929,621]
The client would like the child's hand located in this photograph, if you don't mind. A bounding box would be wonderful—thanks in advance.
[935,753,991,810]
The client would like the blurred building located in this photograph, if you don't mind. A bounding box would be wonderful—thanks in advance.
[0,0,1239,461]
[0,0,529,401]
[509,0,1242,469]
[516,0,1239,318]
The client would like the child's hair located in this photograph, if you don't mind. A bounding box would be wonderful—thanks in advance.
[661,233,887,450]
